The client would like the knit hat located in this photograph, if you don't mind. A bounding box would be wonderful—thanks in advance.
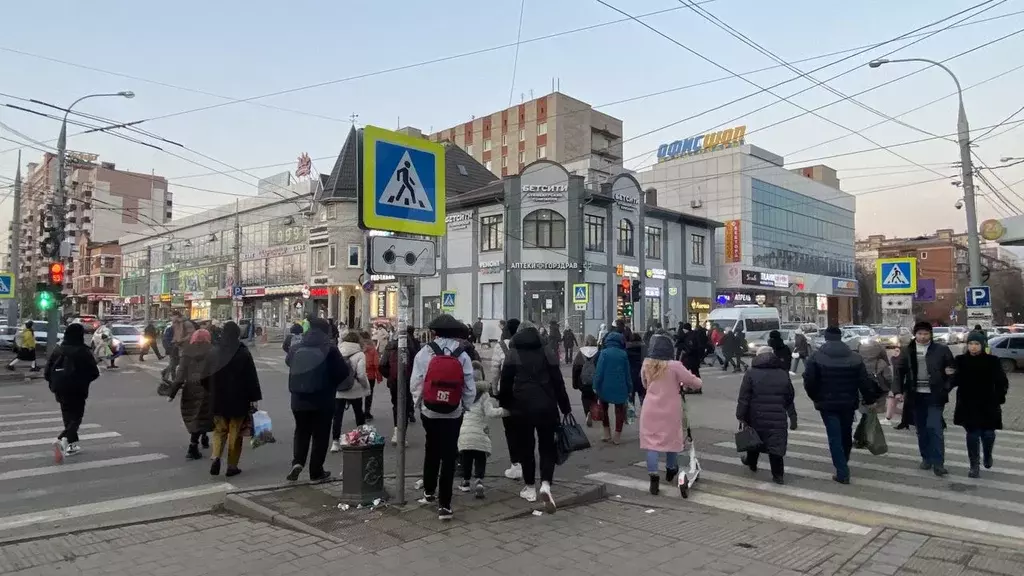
[647,333,675,360]
[967,331,987,346]
[824,326,842,341]
[506,318,521,337]
[912,321,933,334]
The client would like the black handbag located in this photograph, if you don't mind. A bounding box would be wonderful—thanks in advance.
[734,424,763,453]
[555,414,591,464]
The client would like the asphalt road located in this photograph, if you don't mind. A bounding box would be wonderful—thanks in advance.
[2,342,1024,543]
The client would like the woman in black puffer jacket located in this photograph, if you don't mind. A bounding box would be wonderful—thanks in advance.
[736,346,797,485]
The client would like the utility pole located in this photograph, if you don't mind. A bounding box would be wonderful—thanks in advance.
[8,152,22,330]
[142,245,152,326]
[234,200,241,322]
[47,122,69,354]
[957,111,983,287]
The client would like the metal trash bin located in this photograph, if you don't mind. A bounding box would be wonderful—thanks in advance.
[340,443,388,505]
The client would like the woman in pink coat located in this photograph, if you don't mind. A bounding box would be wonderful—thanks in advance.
[639,333,702,495]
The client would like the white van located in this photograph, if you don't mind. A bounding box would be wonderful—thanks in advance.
[708,306,782,349]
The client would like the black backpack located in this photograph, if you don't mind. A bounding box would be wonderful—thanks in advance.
[288,344,328,395]
[48,350,76,395]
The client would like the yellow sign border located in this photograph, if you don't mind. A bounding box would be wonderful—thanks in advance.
[361,125,446,236]
[875,257,917,294]
[0,272,13,300]
[572,283,589,304]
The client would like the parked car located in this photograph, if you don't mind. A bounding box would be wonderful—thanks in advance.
[949,326,968,344]
[989,335,1024,372]
[71,315,102,333]
[0,326,16,351]
[109,324,145,354]
[932,326,952,344]
[876,326,912,349]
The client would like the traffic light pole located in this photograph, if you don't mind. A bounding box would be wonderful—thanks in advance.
[8,153,22,331]
[45,123,69,355]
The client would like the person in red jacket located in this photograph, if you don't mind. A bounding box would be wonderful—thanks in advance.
[709,326,725,367]
[362,331,382,422]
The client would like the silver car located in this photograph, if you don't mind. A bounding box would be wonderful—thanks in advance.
[109,324,145,354]
[932,327,952,344]
[988,335,1024,372]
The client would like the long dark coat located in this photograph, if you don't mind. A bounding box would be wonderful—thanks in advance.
[209,341,262,419]
[952,352,1008,430]
[736,353,797,456]
[169,341,215,434]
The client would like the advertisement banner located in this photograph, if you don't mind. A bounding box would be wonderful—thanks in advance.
[724,220,741,263]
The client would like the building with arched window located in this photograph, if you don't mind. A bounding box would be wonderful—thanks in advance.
[418,160,719,341]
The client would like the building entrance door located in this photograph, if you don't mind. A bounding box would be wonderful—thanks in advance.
[523,281,565,327]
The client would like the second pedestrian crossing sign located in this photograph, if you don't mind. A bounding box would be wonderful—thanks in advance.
[572,283,589,304]
[876,257,917,294]
[441,290,456,311]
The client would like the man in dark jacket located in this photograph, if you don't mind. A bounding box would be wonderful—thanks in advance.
[46,323,101,457]
[139,322,164,361]
[893,321,956,476]
[625,332,645,404]
[803,326,879,484]
[767,330,793,374]
[286,318,349,482]
[561,328,577,364]
[499,321,571,513]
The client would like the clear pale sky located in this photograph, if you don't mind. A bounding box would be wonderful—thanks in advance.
[1,0,1022,244]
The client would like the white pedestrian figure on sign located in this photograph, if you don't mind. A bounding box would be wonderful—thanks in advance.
[391,160,425,208]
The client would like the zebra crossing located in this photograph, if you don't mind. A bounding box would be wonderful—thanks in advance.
[0,402,232,533]
[589,417,1024,542]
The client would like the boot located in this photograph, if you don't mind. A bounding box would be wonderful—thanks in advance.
[649,474,660,495]
[968,466,980,479]
[186,444,202,460]
[612,430,621,445]
[601,426,612,443]
[665,467,679,483]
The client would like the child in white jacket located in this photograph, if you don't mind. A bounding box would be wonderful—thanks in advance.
[457,361,507,498]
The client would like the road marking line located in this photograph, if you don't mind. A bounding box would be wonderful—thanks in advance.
[0,453,168,482]
[0,442,142,463]
[0,424,101,438]
[798,422,1024,452]
[0,411,61,420]
[0,432,120,450]
[0,483,235,532]
[780,438,1024,477]
[709,442,1024,484]
[585,472,871,535]
[0,417,64,428]
[698,471,1024,541]
[694,453,1024,515]
[789,430,1024,465]
[0,395,24,400]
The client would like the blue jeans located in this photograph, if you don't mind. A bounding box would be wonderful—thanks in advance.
[646,450,679,474]
[964,428,995,469]
[820,410,854,481]
[912,394,945,467]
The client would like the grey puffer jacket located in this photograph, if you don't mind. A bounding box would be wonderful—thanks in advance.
[736,353,796,457]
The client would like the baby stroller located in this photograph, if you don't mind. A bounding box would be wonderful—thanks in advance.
[679,395,702,498]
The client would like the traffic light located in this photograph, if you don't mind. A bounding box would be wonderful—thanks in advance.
[623,302,633,317]
[631,280,642,302]
[49,262,65,286]
[618,277,631,317]
[35,283,55,311]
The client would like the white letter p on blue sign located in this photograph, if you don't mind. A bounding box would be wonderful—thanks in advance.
[966,286,990,308]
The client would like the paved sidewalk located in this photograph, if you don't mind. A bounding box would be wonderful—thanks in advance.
[3,495,1023,575]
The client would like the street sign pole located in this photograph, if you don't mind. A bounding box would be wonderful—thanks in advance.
[396,279,411,505]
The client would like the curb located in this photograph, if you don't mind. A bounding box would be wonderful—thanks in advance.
[490,482,608,521]
[0,510,213,546]
[222,494,344,544]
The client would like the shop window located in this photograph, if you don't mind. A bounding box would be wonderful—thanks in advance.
[691,234,706,265]
[617,218,635,256]
[328,244,337,268]
[585,214,605,252]
[586,283,605,320]
[480,215,503,252]
[347,245,360,267]
[645,225,662,259]
[480,283,504,318]
[523,209,566,249]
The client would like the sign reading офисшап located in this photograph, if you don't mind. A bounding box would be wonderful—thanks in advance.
[657,126,747,162]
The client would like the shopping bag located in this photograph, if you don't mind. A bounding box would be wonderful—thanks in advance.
[589,400,604,423]
[862,413,888,456]
[734,424,762,453]
[250,410,276,448]
[626,402,637,425]
[555,414,591,464]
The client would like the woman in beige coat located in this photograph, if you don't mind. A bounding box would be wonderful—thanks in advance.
[331,331,370,451]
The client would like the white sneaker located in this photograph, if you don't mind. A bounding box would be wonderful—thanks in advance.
[504,463,523,480]
[459,481,472,493]
[519,485,537,502]
[414,478,424,490]
[789,371,798,376]
[539,481,556,513]
[881,418,892,426]
[65,443,81,456]
[390,429,398,446]
[330,440,341,453]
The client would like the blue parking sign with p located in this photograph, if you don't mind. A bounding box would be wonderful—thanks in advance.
[966,286,991,308]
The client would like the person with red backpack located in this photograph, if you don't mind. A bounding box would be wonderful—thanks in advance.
[410,315,476,522]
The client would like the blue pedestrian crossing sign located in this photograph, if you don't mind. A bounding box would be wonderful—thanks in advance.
[876,257,917,294]
[441,290,457,311]
[0,273,13,299]
[360,125,446,236]
[572,283,589,304]
[965,285,991,308]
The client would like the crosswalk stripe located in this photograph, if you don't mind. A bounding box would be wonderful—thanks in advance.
[0,442,142,463]
[709,442,1024,486]
[695,453,1024,515]
[0,432,120,450]
[789,430,1024,465]
[0,424,100,438]
[0,395,24,400]
[799,422,1024,453]
[0,417,64,428]
[699,471,1024,541]
[0,453,168,482]
[0,483,235,532]
[0,411,61,420]
[585,472,872,535]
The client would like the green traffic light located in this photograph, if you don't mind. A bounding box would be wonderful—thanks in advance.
[36,290,54,311]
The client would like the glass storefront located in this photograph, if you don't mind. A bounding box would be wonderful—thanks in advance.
[523,281,565,326]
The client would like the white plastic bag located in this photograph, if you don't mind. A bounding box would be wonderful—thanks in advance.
[250,410,276,448]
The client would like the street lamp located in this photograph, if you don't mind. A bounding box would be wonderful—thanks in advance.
[47,91,135,353]
[868,58,982,288]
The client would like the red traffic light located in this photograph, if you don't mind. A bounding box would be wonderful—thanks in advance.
[621,277,631,290]
[49,262,65,284]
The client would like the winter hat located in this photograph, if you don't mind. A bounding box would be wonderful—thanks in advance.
[756,345,774,356]
[912,321,933,334]
[506,318,521,337]
[428,314,468,338]
[63,322,85,346]
[824,326,843,341]
[769,330,782,340]
[682,323,693,331]
[647,333,675,360]
[967,331,986,346]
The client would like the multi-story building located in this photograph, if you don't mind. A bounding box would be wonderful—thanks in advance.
[637,131,858,326]
[70,239,123,317]
[856,229,1023,325]
[18,152,169,292]
[428,92,623,185]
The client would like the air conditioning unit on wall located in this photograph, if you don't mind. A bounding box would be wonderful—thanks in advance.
[690,199,703,209]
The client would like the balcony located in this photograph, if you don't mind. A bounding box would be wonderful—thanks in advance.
[82,209,92,220]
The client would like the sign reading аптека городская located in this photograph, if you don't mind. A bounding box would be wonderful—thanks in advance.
[657,125,747,161]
